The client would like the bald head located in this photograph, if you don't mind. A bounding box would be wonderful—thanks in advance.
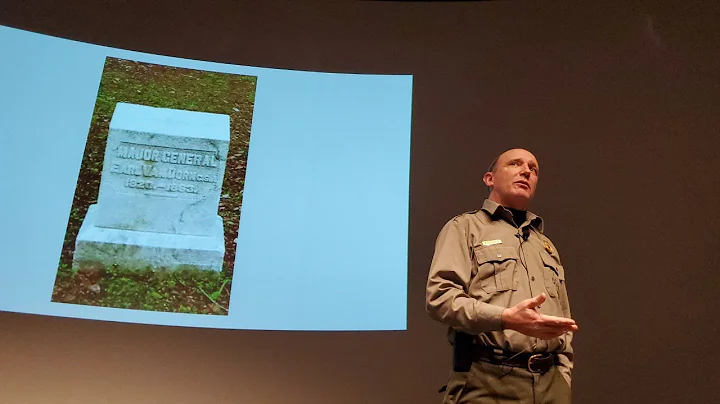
[483,148,540,210]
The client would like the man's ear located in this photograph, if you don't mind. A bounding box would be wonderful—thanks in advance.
[483,172,493,188]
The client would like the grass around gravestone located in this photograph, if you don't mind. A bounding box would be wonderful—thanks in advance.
[50,57,257,315]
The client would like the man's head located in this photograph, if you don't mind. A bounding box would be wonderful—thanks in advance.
[483,148,539,210]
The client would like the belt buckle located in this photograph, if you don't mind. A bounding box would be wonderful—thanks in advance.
[527,353,544,373]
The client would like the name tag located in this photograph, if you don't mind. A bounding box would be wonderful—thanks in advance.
[481,239,502,246]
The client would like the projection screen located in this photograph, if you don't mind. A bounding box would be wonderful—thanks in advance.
[0,25,413,331]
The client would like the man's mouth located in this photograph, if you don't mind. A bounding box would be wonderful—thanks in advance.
[514,181,530,189]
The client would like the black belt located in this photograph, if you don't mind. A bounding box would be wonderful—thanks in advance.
[472,346,558,374]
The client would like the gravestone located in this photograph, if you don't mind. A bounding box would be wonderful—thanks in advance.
[72,102,230,272]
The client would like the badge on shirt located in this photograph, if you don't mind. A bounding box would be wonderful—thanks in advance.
[481,239,503,246]
[544,240,554,254]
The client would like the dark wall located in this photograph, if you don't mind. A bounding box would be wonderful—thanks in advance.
[1,1,719,403]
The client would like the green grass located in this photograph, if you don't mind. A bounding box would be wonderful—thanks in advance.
[97,268,232,313]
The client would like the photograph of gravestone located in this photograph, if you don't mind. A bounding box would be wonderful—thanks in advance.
[51,57,257,315]
[74,103,229,272]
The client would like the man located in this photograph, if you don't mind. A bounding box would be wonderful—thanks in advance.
[426,148,578,404]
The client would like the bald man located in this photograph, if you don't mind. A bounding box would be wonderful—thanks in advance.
[426,148,577,404]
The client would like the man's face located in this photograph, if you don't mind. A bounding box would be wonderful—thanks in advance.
[483,149,539,210]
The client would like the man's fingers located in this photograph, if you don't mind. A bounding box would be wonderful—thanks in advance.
[547,323,576,333]
[522,293,547,309]
[539,314,576,326]
[534,315,578,335]
[535,324,575,339]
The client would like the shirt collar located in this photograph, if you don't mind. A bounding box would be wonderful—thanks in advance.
[480,199,544,232]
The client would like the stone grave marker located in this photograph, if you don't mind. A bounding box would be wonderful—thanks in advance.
[72,102,230,272]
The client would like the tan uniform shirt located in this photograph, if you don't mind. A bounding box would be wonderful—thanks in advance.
[426,199,574,384]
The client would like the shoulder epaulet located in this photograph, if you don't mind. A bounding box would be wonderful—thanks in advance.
[448,209,490,225]
[447,209,479,221]
[456,209,479,218]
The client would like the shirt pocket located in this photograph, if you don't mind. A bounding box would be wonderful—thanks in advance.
[472,246,519,295]
[540,252,566,298]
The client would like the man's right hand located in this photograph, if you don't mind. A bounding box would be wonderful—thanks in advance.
[501,293,578,340]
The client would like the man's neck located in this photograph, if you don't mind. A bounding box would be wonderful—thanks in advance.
[487,194,529,211]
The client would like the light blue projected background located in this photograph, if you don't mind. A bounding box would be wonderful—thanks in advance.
[0,26,412,331]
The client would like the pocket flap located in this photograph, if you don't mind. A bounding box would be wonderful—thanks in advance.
[540,253,566,280]
[474,246,519,265]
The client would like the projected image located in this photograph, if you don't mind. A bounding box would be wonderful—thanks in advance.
[1,25,411,330]
[51,57,257,315]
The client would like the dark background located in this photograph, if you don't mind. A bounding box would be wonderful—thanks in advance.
[1,1,719,403]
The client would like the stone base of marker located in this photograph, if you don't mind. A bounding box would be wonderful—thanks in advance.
[72,205,225,272]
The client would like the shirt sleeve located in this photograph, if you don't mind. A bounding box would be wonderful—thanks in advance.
[425,218,505,334]
[557,337,574,387]
[556,261,574,387]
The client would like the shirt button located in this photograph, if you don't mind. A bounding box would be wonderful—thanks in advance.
[531,276,535,281]
[497,254,502,258]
